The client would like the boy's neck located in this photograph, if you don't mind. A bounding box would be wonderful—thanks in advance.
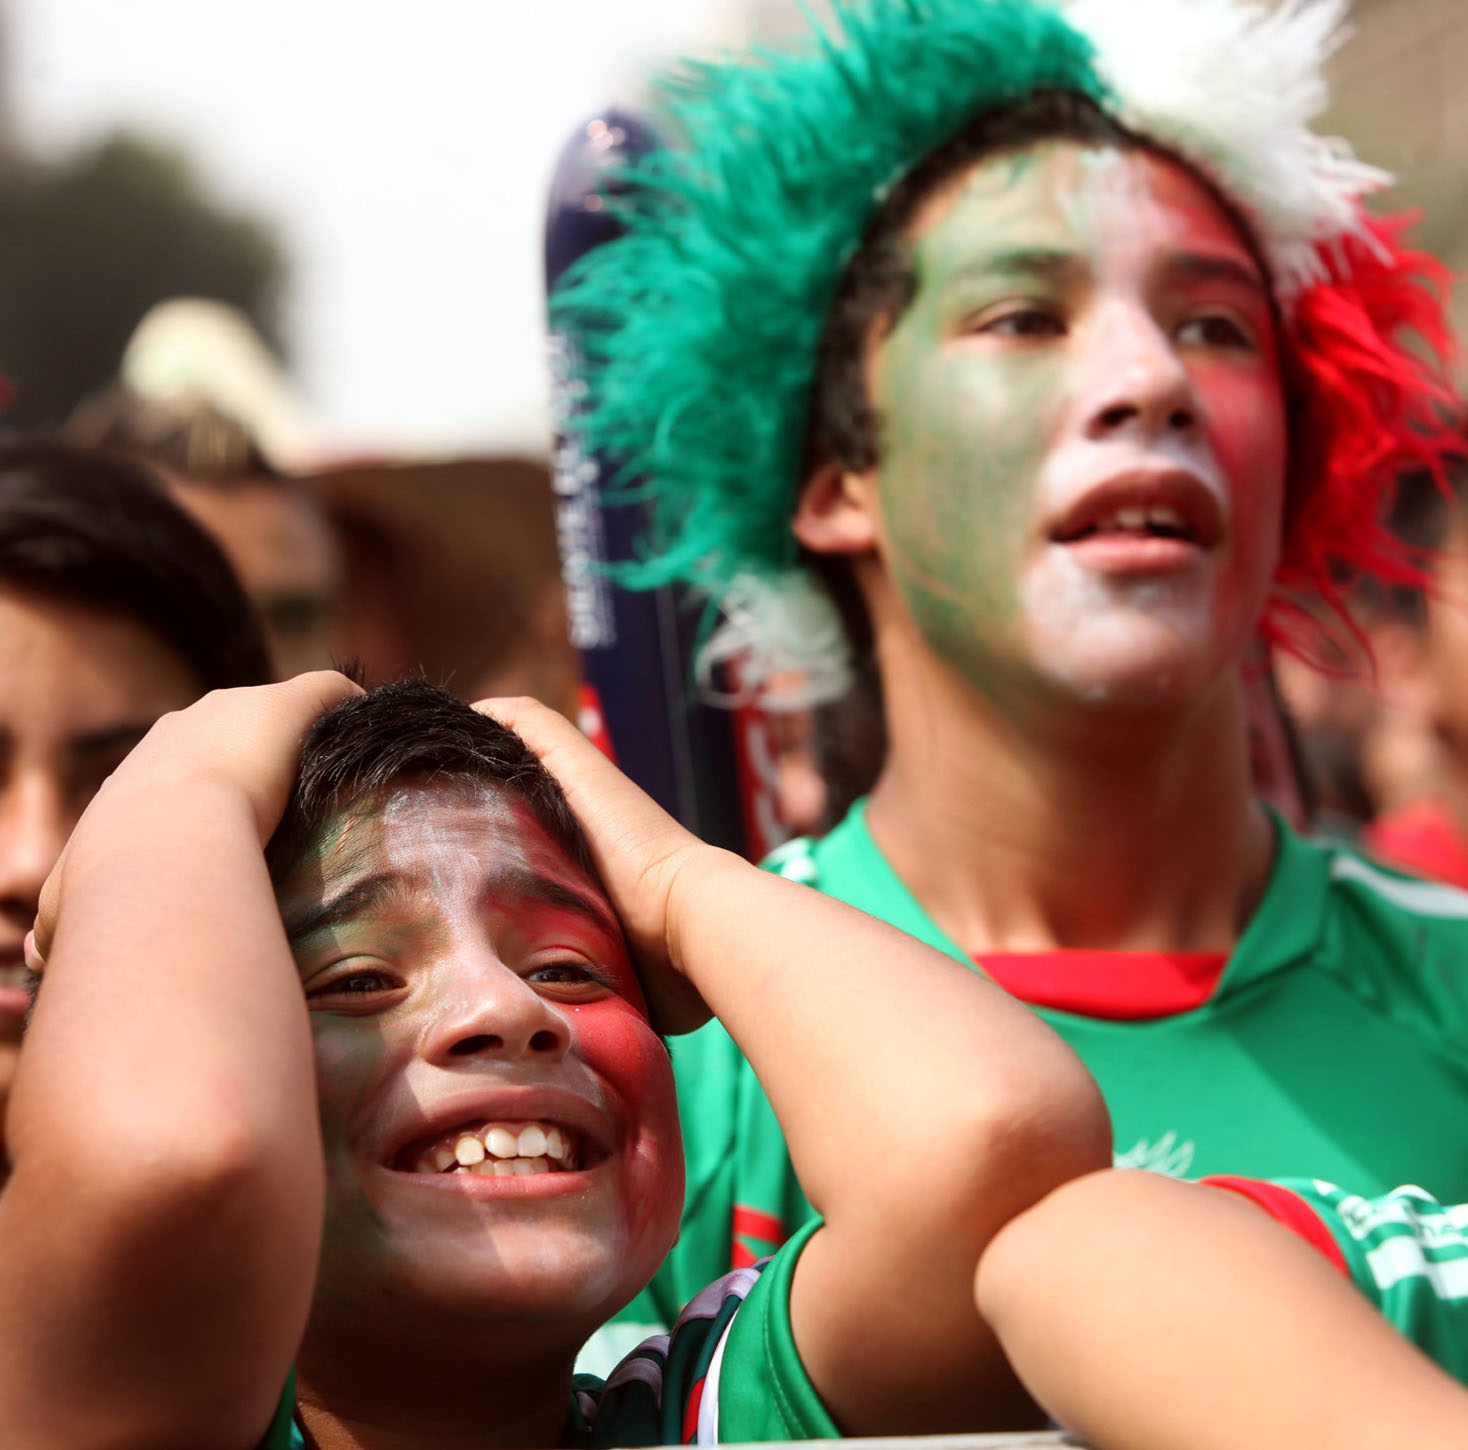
[867,634,1275,958]
[294,1323,579,1450]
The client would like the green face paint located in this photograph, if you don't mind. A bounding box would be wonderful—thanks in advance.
[867,139,1288,712]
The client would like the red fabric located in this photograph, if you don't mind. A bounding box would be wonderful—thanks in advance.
[731,1203,787,1269]
[1361,798,1468,893]
[977,951,1228,1020]
[1202,1175,1349,1277]
[681,1375,706,1444]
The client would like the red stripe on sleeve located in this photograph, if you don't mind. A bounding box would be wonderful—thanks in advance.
[732,1204,787,1248]
[1202,1175,1349,1276]
[681,1375,706,1444]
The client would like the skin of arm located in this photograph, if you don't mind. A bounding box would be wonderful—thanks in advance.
[481,697,1115,1435]
[0,672,360,1450]
[976,1169,1468,1450]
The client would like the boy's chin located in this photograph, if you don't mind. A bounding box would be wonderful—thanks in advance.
[385,1226,663,1329]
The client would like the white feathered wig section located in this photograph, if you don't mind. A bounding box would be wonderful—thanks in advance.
[1067,0,1389,297]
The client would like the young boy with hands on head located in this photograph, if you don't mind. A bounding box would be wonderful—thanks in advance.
[0,672,1109,1450]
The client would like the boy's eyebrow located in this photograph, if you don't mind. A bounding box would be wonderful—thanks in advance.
[281,872,404,949]
[1162,250,1266,292]
[488,865,622,939]
[947,247,1084,285]
[67,722,154,758]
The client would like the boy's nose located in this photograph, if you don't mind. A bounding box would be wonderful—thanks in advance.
[0,773,69,919]
[426,960,573,1066]
[1080,305,1200,444]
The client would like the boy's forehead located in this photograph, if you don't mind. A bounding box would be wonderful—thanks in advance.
[906,139,1258,280]
[279,778,595,910]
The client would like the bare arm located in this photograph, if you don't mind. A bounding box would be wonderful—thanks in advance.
[977,1169,1468,1450]
[481,697,1113,1435]
[0,673,359,1450]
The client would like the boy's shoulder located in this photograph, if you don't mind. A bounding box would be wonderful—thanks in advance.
[574,1223,835,1447]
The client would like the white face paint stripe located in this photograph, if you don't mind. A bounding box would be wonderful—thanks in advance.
[1329,854,1468,918]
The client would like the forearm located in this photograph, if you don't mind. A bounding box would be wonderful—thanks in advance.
[667,847,1110,1227]
[666,848,1109,1433]
[0,780,321,1445]
[977,1170,1468,1450]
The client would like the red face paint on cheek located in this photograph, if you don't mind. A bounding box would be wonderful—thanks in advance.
[564,995,683,1259]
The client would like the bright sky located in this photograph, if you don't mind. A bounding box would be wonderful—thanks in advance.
[4,0,774,458]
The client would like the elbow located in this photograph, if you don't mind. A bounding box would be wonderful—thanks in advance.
[958,1046,1114,1227]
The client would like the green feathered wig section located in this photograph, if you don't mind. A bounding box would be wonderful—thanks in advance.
[552,0,1104,599]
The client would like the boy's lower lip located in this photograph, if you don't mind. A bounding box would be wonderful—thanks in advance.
[380,1164,603,1199]
[1057,533,1206,575]
[0,982,28,1020]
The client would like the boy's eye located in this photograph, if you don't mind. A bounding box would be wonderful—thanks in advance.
[973,305,1065,339]
[305,965,405,1011]
[1176,313,1253,351]
[526,959,616,997]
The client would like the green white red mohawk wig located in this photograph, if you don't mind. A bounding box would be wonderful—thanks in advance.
[554,0,1458,700]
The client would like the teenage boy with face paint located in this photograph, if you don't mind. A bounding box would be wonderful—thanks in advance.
[0,673,1107,1448]
[553,0,1468,1348]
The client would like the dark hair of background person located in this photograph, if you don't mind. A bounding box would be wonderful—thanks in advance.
[265,678,595,886]
[0,439,271,691]
[65,383,280,486]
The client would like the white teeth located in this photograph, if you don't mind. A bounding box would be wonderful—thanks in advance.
[486,1126,518,1158]
[1149,505,1184,530]
[0,963,27,989]
[409,1119,579,1176]
[517,1124,548,1157]
[1113,506,1147,530]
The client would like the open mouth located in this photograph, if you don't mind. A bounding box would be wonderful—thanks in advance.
[394,1118,589,1178]
[1054,503,1197,546]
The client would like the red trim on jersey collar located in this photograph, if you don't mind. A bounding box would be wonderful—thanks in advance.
[1202,1176,1349,1277]
[977,950,1229,1020]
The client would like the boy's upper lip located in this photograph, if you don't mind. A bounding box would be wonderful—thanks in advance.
[375,1083,616,1169]
[1046,465,1227,548]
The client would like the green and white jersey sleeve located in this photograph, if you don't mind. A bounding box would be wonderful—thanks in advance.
[1219,1178,1468,1385]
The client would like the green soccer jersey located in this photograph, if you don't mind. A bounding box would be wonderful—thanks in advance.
[1214,1178,1468,1385]
[601,798,1468,1348]
[258,1223,836,1448]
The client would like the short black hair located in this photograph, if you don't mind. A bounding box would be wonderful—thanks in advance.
[265,679,596,887]
[0,439,271,690]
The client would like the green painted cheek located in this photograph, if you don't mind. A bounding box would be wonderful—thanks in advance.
[877,324,1062,644]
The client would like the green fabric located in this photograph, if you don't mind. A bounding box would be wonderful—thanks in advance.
[256,1225,834,1447]
[1277,1180,1468,1385]
[614,798,1468,1326]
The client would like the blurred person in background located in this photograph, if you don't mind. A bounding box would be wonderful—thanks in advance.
[1346,458,1468,888]
[67,385,343,679]
[314,455,580,716]
[0,439,271,1179]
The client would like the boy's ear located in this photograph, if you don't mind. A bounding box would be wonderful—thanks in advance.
[792,458,881,557]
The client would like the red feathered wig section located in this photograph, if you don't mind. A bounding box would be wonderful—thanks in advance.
[1267,212,1461,664]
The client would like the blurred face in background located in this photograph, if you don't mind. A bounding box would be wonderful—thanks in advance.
[0,586,200,1142]
[171,476,343,680]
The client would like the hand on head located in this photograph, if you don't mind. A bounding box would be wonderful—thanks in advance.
[31,670,362,966]
[472,695,712,1035]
